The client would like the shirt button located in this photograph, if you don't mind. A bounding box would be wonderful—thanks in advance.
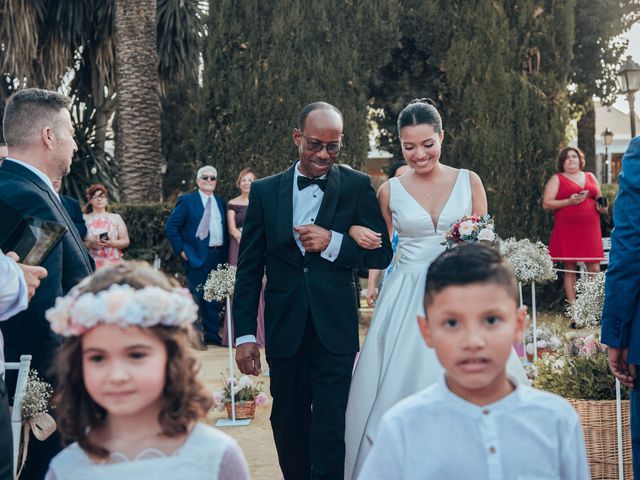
[311,218,314,222]
[482,409,490,415]
[488,446,496,454]
[303,268,309,273]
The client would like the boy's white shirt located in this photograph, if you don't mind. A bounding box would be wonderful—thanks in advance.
[357,374,590,480]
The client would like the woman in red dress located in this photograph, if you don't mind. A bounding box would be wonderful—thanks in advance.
[543,146,607,306]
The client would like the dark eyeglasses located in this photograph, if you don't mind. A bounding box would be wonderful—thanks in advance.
[91,194,106,200]
[200,175,217,181]
[297,130,342,155]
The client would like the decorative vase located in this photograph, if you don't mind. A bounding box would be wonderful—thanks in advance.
[526,346,553,362]
[569,399,633,479]
[225,400,256,420]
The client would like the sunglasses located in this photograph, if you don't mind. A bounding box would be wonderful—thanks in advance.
[200,175,217,181]
[297,130,342,155]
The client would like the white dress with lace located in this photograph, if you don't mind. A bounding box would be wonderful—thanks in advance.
[344,171,527,479]
[45,423,249,480]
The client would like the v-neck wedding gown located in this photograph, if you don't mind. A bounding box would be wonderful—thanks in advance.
[344,170,527,479]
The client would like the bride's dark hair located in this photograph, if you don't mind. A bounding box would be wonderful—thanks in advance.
[397,98,442,134]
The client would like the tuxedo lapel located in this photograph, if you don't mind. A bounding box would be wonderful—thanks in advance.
[276,164,303,265]
[314,164,340,230]
[1,160,93,270]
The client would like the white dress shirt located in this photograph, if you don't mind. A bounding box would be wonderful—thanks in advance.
[0,251,28,376]
[358,375,590,480]
[197,190,224,247]
[3,158,59,199]
[235,163,344,346]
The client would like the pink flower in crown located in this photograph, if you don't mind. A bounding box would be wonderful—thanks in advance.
[102,285,135,323]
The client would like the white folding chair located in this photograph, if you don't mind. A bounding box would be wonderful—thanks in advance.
[4,355,32,480]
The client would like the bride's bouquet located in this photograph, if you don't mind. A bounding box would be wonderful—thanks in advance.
[442,214,496,249]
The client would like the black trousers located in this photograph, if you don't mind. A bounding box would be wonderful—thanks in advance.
[267,317,356,480]
[0,376,12,480]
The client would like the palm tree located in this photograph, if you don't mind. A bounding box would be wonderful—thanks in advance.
[0,0,205,201]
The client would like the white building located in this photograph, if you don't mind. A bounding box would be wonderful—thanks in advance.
[594,100,639,183]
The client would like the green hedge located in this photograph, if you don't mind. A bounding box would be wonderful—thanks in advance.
[111,203,185,283]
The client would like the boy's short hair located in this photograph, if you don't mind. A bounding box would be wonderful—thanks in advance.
[424,243,518,309]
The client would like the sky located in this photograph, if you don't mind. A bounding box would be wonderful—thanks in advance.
[612,21,640,113]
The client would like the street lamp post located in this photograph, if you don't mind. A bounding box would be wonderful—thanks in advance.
[602,128,614,183]
[617,55,640,138]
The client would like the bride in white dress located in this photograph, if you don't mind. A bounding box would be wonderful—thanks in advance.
[344,99,526,479]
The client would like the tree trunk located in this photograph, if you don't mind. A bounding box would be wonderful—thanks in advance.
[577,98,596,174]
[114,0,162,202]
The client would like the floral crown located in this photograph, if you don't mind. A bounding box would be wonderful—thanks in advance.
[45,283,199,337]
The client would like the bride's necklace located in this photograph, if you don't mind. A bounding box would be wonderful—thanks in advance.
[423,186,442,200]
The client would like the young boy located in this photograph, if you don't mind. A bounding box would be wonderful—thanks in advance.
[357,243,590,480]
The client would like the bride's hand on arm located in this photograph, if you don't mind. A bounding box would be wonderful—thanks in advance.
[349,226,382,249]
[366,269,380,307]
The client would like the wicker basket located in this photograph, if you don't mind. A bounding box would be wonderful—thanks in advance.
[569,399,633,479]
[525,346,553,362]
[225,400,256,419]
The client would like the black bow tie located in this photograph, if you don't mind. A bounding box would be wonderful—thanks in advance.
[297,176,327,191]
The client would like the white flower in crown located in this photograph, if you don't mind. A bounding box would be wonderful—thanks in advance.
[477,228,496,242]
[458,220,476,236]
[46,284,198,336]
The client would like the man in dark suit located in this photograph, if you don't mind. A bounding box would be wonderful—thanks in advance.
[233,102,393,479]
[602,135,640,478]
[165,166,228,345]
[0,88,94,479]
[52,176,88,238]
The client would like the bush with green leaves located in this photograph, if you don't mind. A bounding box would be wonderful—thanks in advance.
[532,335,627,401]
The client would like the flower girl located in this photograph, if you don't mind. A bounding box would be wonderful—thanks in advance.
[44,262,250,480]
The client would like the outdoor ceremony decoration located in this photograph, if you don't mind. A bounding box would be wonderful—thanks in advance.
[442,214,496,249]
[17,370,56,477]
[202,264,249,426]
[212,375,268,420]
[500,238,556,362]
[523,324,561,362]
[567,273,605,328]
[532,335,630,479]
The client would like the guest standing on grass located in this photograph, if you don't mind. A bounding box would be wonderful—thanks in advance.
[602,136,640,479]
[165,166,229,346]
[222,168,265,347]
[233,102,392,479]
[83,183,130,269]
[542,146,606,308]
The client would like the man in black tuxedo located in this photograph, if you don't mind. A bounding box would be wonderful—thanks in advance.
[0,88,94,479]
[233,102,393,479]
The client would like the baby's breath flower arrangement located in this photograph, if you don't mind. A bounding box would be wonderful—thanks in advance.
[21,370,53,420]
[202,264,237,302]
[566,273,605,328]
[499,238,556,284]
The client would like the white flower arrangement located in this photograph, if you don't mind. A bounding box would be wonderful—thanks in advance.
[499,238,556,284]
[212,375,269,411]
[21,370,53,420]
[203,264,237,302]
[46,284,198,336]
[524,324,562,354]
[566,273,605,328]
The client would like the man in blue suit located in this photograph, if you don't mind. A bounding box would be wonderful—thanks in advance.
[602,135,640,478]
[165,166,228,345]
[52,176,87,239]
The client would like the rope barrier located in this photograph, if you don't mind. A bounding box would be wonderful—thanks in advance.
[553,268,602,275]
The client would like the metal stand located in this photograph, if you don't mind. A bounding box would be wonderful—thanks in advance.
[216,296,251,427]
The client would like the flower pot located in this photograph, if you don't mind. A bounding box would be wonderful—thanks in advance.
[225,400,256,419]
[526,346,553,362]
[569,399,633,479]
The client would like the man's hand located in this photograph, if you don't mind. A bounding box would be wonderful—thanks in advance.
[236,342,261,376]
[6,252,48,301]
[607,346,636,389]
[294,224,331,252]
[180,251,189,261]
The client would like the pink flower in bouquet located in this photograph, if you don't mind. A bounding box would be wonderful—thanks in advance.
[580,335,599,357]
[255,392,268,406]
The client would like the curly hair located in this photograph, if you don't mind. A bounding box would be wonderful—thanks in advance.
[53,262,213,458]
